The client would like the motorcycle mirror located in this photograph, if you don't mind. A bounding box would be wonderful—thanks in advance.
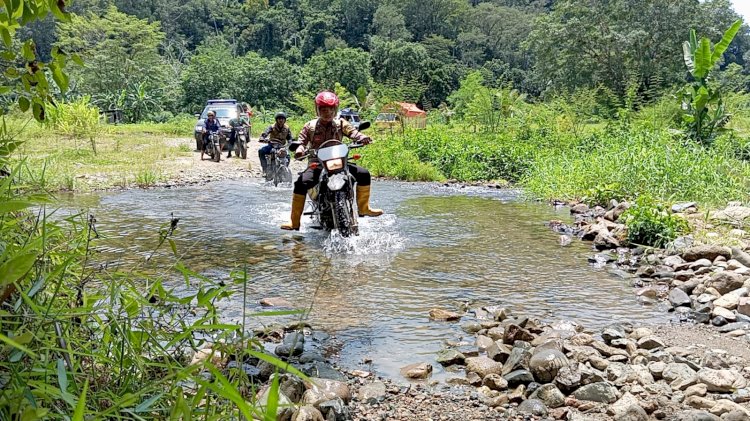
[358,121,371,131]
[288,141,302,152]
[194,113,201,118]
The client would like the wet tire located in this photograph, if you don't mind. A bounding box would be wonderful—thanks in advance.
[212,142,220,162]
[333,191,355,237]
[239,141,247,159]
[279,166,292,184]
[266,158,276,182]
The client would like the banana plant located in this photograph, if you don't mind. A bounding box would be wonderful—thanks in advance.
[680,20,742,146]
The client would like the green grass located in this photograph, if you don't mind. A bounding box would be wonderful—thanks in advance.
[10,117,193,191]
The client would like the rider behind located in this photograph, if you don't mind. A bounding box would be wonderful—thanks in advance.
[259,112,293,176]
[201,110,221,161]
[227,111,250,158]
[280,91,383,231]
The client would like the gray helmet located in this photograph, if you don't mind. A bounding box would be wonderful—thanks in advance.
[274,111,287,120]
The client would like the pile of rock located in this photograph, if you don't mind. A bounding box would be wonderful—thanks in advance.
[412,307,750,420]
[553,201,632,251]
[631,245,750,333]
[553,201,750,339]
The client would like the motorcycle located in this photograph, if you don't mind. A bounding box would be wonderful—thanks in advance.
[204,130,221,162]
[290,121,371,238]
[234,125,249,159]
[263,140,292,187]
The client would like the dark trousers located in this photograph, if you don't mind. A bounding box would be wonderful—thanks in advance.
[293,164,371,195]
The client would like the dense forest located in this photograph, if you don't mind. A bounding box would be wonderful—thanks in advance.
[11,0,750,121]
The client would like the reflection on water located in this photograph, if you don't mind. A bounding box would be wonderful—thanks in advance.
[61,180,668,379]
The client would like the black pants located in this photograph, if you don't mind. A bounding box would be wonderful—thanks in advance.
[293,164,371,195]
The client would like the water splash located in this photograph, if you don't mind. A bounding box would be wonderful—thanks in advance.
[321,214,405,256]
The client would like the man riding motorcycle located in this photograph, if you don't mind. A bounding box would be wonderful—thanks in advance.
[201,110,221,161]
[227,113,250,158]
[281,91,383,231]
[259,112,293,176]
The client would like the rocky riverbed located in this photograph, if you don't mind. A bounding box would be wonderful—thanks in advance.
[550,201,750,342]
[203,303,750,420]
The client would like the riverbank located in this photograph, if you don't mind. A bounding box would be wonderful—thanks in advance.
[266,308,750,420]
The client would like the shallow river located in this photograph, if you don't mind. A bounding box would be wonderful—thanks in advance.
[63,179,669,380]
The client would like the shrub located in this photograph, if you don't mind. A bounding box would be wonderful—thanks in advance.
[621,196,689,248]
[45,96,102,153]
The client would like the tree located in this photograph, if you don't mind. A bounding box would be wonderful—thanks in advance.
[526,0,738,97]
[181,39,241,112]
[303,48,372,94]
[369,37,429,82]
[400,0,468,41]
[55,6,173,121]
[680,20,743,145]
[372,4,411,41]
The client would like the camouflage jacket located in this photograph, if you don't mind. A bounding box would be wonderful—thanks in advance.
[297,118,367,151]
[261,123,293,146]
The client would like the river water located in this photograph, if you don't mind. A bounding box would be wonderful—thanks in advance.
[63,180,669,380]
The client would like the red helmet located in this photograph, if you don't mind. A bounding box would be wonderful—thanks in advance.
[315,91,339,107]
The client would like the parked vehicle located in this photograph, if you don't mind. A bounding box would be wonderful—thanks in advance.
[194,99,247,151]
[264,145,292,187]
[290,122,371,237]
[337,108,362,130]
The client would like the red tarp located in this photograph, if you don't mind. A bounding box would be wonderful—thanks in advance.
[395,102,426,117]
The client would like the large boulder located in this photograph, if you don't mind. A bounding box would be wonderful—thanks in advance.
[400,363,433,379]
[732,247,750,268]
[697,368,740,393]
[711,207,750,225]
[572,382,619,403]
[465,356,503,378]
[683,245,732,262]
[709,272,746,295]
[669,288,692,307]
[529,349,570,383]
[302,378,351,406]
[530,384,566,408]
[714,288,748,310]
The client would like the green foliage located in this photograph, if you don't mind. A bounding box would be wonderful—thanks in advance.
[0,0,74,121]
[358,134,445,181]
[303,48,372,94]
[680,20,743,146]
[622,196,690,248]
[523,125,750,205]
[45,96,102,153]
[55,6,174,122]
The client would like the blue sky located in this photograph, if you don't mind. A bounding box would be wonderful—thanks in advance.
[731,0,750,23]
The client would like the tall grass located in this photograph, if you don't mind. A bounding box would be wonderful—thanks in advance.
[1,126,305,419]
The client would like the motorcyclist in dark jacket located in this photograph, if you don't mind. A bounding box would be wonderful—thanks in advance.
[201,110,221,161]
[259,112,293,175]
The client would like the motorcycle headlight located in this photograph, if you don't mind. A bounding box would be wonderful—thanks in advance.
[325,158,344,171]
[327,173,346,191]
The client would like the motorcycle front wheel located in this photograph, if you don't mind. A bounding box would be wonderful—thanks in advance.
[238,139,247,159]
[333,190,357,237]
[212,142,221,162]
[266,157,276,182]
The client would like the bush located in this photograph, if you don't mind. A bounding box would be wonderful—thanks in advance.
[621,196,689,248]
[45,96,102,153]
